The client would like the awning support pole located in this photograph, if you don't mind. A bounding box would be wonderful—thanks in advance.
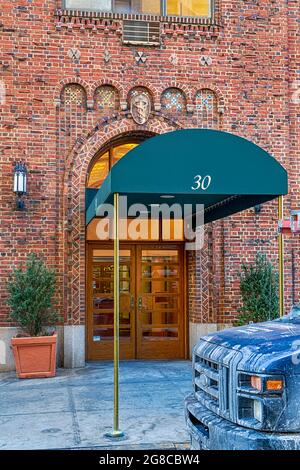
[278,195,284,317]
[105,192,124,439]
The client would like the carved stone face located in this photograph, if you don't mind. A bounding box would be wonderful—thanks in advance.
[130,92,151,125]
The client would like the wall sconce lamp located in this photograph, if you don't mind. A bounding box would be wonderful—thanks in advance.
[13,162,27,210]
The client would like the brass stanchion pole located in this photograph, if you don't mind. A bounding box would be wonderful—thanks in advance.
[278,195,284,317]
[105,192,124,439]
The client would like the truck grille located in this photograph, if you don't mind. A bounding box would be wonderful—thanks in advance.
[194,355,220,406]
[193,339,243,422]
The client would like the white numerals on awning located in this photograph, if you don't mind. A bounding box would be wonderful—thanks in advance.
[191,175,212,191]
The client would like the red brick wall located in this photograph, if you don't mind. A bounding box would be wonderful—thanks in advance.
[0,1,299,328]
[286,0,300,309]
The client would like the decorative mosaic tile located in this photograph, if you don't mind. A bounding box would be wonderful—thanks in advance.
[135,51,147,64]
[104,48,111,63]
[95,85,117,110]
[195,89,219,129]
[68,48,81,61]
[64,84,84,105]
[161,89,185,112]
[195,90,214,111]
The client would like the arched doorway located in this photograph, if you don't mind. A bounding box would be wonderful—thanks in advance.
[85,133,188,361]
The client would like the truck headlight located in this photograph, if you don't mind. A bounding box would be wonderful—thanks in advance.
[250,375,284,393]
[251,375,262,391]
[253,400,263,422]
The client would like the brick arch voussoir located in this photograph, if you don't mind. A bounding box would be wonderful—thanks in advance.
[90,79,124,101]
[63,116,180,323]
[160,82,192,105]
[63,114,125,169]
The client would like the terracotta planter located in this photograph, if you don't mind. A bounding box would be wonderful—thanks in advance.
[11,334,57,379]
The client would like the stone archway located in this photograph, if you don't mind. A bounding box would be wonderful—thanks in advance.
[62,116,181,366]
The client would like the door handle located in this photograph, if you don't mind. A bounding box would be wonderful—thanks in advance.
[138,296,142,310]
[130,295,135,309]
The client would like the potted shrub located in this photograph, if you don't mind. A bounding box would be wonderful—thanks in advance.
[7,253,59,379]
[236,252,279,326]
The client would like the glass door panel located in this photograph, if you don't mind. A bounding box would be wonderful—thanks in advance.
[87,246,135,360]
[136,246,184,359]
[87,243,185,360]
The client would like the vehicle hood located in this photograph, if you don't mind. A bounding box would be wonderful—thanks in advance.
[201,321,300,373]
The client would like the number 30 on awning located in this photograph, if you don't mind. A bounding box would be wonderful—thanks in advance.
[191,175,212,191]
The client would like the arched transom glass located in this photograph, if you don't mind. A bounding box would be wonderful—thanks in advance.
[87,142,138,188]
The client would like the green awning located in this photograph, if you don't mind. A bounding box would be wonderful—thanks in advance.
[86,129,288,225]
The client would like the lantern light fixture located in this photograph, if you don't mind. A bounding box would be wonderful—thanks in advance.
[13,162,27,210]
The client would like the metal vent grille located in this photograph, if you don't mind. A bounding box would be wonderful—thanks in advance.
[123,20,160,45]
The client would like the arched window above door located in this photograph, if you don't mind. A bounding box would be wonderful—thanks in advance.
[87,141,139,188]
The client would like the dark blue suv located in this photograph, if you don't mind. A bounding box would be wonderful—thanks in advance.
[185,306,300,450]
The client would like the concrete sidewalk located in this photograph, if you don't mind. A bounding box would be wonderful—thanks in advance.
[0,361,192,450]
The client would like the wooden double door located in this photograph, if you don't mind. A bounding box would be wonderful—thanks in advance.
[87,243,186,360]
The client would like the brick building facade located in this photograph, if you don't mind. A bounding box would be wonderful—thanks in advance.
[0,1,299,370]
